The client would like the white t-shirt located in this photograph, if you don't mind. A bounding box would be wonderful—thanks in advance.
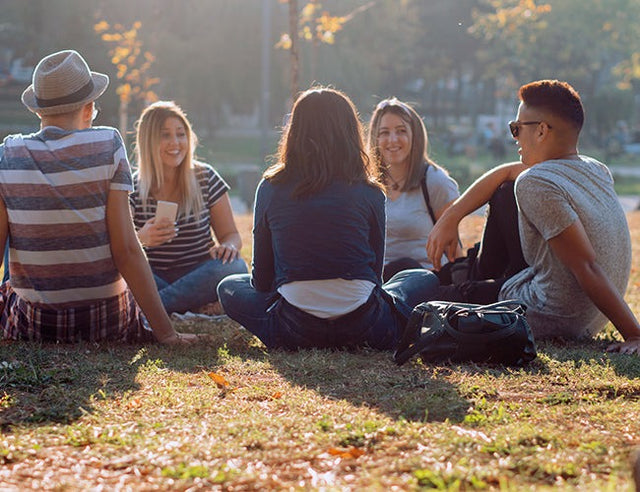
[278,279,375,319]
[385,165,459,269]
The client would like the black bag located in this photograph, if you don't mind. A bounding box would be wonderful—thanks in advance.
[394,300,537,366]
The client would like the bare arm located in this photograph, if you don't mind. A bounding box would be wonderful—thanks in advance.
[548,220,640,354]
[209,193,243,264]
[433,198,463,258]
[0,197,8,274]
[107,190,197,344]
[427,161,527,270]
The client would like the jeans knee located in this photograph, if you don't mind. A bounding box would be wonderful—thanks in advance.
[217,273,250,306]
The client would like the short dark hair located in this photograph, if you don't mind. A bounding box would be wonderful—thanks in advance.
[265,87,380,198]
[519,80,584,131]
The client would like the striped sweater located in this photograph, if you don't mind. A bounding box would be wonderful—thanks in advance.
[129,162,229,271]
[0,126,132,308]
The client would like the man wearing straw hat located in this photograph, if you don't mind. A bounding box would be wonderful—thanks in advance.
[0,49,196,344]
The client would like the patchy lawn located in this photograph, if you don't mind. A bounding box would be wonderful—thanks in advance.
[1,212,639,490]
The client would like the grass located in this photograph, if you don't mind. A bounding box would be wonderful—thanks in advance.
[202,132,640,196]
[1,213,640,490]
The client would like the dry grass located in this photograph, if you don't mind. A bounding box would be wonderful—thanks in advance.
[1,212,639,490]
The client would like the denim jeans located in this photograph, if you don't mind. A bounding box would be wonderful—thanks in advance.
[154,257,247,314]
[217,269,439,350]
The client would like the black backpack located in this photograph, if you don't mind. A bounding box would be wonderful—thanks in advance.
[394,300,537,366]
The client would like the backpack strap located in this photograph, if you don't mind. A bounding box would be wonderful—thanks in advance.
[394,302,445,365]
[420,164,437,224]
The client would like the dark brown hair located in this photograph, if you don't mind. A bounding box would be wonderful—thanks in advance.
[519,80,584,131]
[368,98,444,192]
[264,87,381,198]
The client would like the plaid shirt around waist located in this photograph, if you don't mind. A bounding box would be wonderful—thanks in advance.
[0,282,155,343]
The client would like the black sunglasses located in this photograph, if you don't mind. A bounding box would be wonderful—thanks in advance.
[508,120,551,138]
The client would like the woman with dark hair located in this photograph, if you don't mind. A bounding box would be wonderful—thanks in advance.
[217,87,439,350]
[368,98,460,282]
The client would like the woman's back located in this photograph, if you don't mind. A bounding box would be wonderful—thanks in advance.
[251,179,385,292]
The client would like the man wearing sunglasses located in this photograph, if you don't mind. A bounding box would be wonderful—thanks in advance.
[427,79,640,355]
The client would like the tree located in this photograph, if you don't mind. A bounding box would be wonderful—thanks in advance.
[276,0,375,99]
[94,20,158,141]
[470,0,640,137]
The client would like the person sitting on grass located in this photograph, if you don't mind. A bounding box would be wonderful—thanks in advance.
[427,79,640,354]
[130,101,247,316]
[217,87,440,350]
[0,50,197,344]
[367,97,460,282]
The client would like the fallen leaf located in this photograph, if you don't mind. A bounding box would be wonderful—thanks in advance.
[327,447,365,459]
[126,398,142,409]
[272,391,283,399]
[207,372,230,389]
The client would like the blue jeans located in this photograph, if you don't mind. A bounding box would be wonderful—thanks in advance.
[154,257,247,314]
[217,269,439,350]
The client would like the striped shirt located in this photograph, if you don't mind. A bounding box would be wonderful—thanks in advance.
[130,162,229,271]
[0,126,131,308]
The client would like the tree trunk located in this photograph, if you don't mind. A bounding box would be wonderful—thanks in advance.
[119,99,128,147]
[289,0,299,100]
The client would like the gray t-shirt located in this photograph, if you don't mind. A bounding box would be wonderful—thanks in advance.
[499,156,631,338]
[385,165,459,269]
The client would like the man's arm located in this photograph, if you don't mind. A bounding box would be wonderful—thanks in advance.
[107,190,198,344]
[0,197,8,275]
[548,219,640,354]
[427,161,527,270]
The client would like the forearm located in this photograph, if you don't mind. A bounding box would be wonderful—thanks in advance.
[217,231,242,249]
[114,245,176,342]
[574,262,640,340]
[445,162,524,224]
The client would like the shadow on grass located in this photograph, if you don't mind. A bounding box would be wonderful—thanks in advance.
[535,338,640,379]
[252,347,471,423]
[0,340,225,429]
[221,322,640,423]
[0,342,143,428]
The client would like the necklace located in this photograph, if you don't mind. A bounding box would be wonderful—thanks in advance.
[387,174,404,191]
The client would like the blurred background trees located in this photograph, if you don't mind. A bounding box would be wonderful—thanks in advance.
[2,0,640,169]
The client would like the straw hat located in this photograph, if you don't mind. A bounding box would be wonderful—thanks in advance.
[21,50,109,115]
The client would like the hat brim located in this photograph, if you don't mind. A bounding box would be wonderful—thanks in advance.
[21,72,109,116]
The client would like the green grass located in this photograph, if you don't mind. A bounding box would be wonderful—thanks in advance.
[1,325,639,490]
[198,134,279,168]
[2,133,640,490]
[2,207,640,491]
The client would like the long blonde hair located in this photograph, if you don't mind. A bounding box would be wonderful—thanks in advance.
[134,100,203,218]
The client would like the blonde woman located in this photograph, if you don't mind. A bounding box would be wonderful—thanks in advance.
[368,98,460,281]
[130,101,247,315]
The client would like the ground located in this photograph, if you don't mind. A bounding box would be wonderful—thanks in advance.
[0,212,639,490]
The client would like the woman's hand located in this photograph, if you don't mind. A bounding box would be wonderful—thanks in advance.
[137,217,177,248]
[210,242,240,264]
[157,331,207,345]
[606,337,640,355]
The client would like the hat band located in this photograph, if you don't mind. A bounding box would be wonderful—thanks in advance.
[34,79,95,108]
